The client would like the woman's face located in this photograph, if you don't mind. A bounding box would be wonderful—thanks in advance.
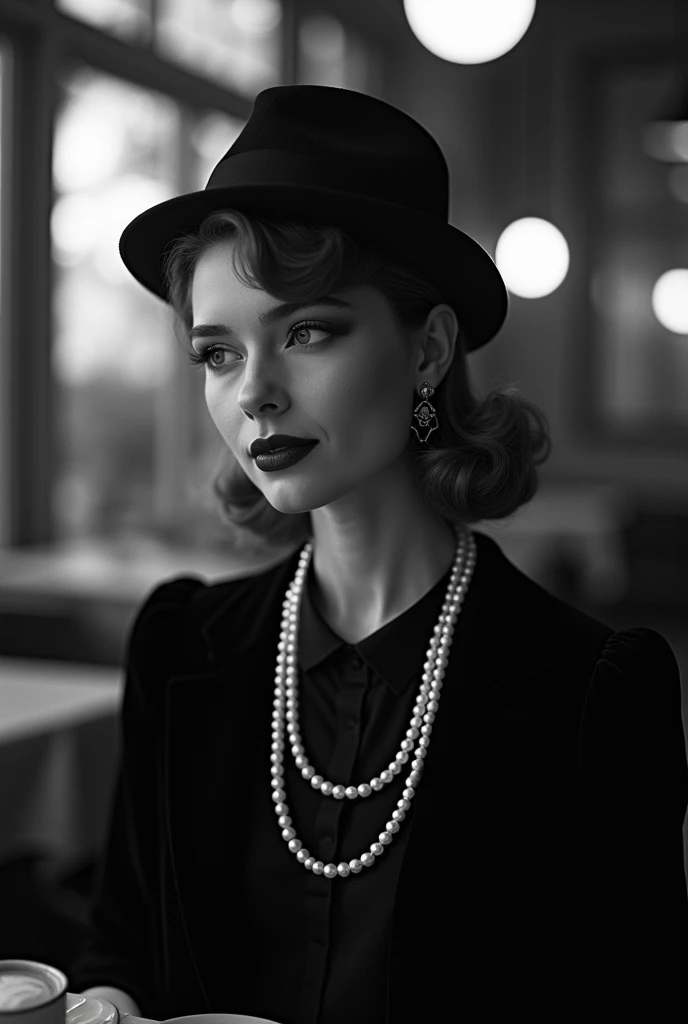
[190,238,419,516]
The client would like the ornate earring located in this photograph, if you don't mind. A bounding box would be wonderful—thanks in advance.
[410,381,439,443]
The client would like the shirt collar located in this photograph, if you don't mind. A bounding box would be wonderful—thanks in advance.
[298,556,455,696]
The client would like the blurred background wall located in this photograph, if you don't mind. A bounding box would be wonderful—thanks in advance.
[0,0,686,990]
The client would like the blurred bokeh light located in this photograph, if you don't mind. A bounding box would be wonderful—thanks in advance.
[495,217,570,298]
[403,0,536,64]
[651,269,688,334]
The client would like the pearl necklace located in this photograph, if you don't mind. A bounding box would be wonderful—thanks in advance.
[270,523,477,880]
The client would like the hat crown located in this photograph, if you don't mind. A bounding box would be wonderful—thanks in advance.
[207,84,450,221]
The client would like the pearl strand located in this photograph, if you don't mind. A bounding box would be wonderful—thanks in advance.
[270,524,477,879]
[279,524,470,800]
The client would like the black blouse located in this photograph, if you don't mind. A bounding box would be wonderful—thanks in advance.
[239,556,453,1024]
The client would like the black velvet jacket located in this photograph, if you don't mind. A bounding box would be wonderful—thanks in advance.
[69,529,688,1021]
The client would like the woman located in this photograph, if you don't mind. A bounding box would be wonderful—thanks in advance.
[70,85,688,1023]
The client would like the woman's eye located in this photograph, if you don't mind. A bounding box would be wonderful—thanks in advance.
[187,320,336,374]
[287,321,332,347]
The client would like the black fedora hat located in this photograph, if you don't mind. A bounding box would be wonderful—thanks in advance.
[119,84,508,352]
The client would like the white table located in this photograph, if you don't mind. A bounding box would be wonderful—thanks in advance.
[0,658,123,887]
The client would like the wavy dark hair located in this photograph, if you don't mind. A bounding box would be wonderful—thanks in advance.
[163,209,551,556]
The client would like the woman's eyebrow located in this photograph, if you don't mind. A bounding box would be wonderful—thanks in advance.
[190,295,353,340]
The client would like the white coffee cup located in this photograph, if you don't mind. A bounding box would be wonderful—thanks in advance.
[0,961,68,1024]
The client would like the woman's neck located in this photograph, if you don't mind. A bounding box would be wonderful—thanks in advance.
[307,501,460,645]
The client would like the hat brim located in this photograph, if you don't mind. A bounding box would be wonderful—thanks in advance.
[119,184,508,352]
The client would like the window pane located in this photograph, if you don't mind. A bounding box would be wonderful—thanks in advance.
[0,35,10,546]
[297,13,381,96]
[56,0,152,44]
[51,65,180,543]
[156,0,282,97]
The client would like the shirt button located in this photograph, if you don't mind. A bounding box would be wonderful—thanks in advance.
[349,651,363,670]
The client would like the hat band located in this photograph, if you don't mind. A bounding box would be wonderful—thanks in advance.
[206,149,448,222]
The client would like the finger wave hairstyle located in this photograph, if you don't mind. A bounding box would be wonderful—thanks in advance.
[163,209,552,556]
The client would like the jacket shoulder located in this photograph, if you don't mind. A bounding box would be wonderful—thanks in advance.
[585,625,682,714]
[126,574,209,676]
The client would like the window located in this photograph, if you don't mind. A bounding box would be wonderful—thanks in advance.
[0,0,385,557]
[51,65,180,542]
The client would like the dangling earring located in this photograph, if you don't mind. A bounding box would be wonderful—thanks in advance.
[410,381,439,443]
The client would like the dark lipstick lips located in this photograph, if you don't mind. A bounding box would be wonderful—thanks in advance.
[249,434,318,458]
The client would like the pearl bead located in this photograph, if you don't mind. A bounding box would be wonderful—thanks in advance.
[299,762,313,776]
[282,826,296,841]
[370,777,383,791]
[277,815,291,827]
[296,848,310,863]
[360,852,375,867]
[402,788,415,800]
[379,831,392,845]
[332,785,346,799]
[370,843,384,857]
[288,838,302,853]
[337,862,350,877]
[349,859,363,873]
[272,789,286,803]
[304,857,315,870]
[345,786,358,799]
[323,864,338,879]
[358,784,372,798]
[386,820,400,833]
[274,802,288,815]
[380,770,393,784]
[312,861,324,875]
[310,774,324,789]
[320,780,334,796]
